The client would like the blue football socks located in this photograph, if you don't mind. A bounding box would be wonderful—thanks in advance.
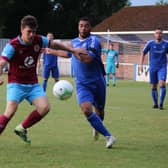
[87,112,111,137]
[151,88,158,106]
[42,80,47,92]
[160,86,166,106]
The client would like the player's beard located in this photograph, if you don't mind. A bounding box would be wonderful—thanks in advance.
[79,32,90,39]
[155,34,162,42]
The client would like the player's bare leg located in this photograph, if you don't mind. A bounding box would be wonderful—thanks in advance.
[0,101,18,134]
[14,96,50,143]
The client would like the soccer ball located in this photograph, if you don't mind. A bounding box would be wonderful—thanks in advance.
[53,80,73,100]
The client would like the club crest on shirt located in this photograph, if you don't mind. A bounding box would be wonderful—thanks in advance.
[34,44,40,52]
[24,56,34,68]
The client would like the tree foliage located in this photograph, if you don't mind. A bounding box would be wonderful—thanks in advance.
[155,0,168,5]
[0,0,130,38]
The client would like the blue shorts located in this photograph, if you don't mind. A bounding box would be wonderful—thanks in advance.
[43,65,59,79]
[150,66,167,84]
[76,78,106,110]
[106,63,116,74]
[7,83,46,104]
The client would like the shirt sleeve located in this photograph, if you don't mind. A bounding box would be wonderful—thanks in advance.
[1,43,15,60]
[41,36,50,48]
[87,36,101,59]
[67,52,72,58]
[143,41,151,55]
[166,41,168,53]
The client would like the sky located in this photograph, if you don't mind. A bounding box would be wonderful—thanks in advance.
[130,0,157,6]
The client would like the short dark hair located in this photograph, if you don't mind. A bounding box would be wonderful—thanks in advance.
[79,17,91,24]
[21,15,38,30]
[155,27,163,31]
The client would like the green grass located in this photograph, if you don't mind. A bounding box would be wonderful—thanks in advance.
[1,75,168,168]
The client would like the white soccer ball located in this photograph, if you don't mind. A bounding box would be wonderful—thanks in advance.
[53,80,73,100]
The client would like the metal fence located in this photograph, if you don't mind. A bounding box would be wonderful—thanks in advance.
[0,38,9,54]
[0,38,72,76]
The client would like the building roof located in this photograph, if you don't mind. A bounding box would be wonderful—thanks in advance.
[92,5,168,32]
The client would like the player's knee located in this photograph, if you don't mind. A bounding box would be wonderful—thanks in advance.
[151,84,157,89]
[44,104,50,113]
[4,101,18,118]
[38,103,50,116]
[159,80,166,87]
[80,104,92,116]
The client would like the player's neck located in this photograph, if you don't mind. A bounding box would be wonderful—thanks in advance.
[156,39,162,43]
[79,33,90,40]
[20,35,32,45]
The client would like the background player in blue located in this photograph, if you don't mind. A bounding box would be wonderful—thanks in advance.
[102,42,119,86]
[42,32,59,91]
[0,15,86,143]
[140,28,168,110]
[43,17,117,148]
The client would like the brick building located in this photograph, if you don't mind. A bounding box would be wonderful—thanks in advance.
[92,5,168,80]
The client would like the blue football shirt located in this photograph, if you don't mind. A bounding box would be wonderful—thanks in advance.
[43,53,58,66]
[143,40,168,69]
[69,35,105,83]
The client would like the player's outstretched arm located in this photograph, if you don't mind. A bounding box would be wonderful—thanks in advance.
[43,48,68,58]
[49,41,88,60]
[50,40,84,55]
[50,40,73,52]
[43,47,89,61]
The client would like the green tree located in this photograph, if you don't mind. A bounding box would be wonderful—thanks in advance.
[48,0,131,38]
[156,0,168,5]
[0,0,50,37]
[0,0,130,38]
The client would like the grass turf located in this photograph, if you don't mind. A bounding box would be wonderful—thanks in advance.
[0,75,168,168]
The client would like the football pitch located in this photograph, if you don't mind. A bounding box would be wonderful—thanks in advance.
[0,75,168,168]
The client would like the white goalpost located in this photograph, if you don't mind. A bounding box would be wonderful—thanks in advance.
[92,30,168,81]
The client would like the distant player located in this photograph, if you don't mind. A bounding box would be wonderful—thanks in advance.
[42,32,59,91]
[102,42,119,86]
[140,28,168,110]
[43,17,117,148]
[0,15,85,143]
